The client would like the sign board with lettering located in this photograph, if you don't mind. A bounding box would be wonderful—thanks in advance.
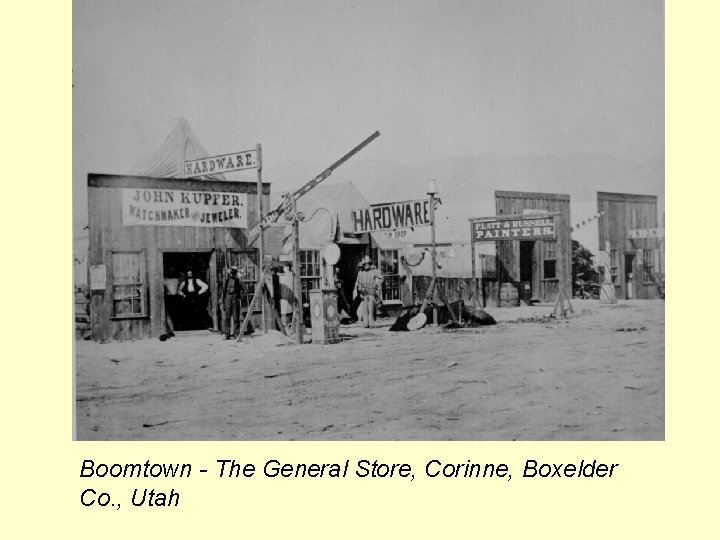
[122,188,248,228]
[471,215,557,242]
[90,265,107,290]
[627,228,663,239]
[352,199,432,234]
[184,149,258,177]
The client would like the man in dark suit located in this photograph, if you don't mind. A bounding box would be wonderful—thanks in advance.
[221,266,244,339]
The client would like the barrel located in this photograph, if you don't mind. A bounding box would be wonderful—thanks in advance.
[499,283,519,307]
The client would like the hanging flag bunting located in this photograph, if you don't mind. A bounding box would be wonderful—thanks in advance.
[570,211,604,232]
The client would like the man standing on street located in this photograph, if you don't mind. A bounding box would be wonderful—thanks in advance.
[159,270,180,340]
[221,266,244,339]
[354,256,383,328]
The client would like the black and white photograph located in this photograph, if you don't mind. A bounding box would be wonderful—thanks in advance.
[73,0,664,441]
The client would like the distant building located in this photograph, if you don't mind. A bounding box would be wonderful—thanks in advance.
[494,190,573,304]
[597,192,663,300]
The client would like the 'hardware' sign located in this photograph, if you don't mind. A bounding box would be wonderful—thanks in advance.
[352,199,432,233]
[472,215,556,242]
[122,188,248,228]
[184,149,258,177]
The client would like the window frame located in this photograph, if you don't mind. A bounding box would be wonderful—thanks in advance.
[542,259,557,281]
[609,249,619,284]
[110,250,148,319]
[227,250,260,310]
[374,249,402,303]
[541,240,558,281]
[642,249,654,283]
[298,249,323,305]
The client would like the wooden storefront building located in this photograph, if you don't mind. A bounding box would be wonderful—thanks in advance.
[494,190,572,304]
[87,173,270,341]
[597,191,662,300]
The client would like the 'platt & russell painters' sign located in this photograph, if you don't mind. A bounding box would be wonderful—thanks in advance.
[122,188,248,228]
[352,199,432,233]
[472,215,556,242]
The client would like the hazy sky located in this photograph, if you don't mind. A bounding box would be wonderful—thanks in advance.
[73,0,663,229]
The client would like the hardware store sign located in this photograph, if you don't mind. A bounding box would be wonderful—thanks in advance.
[184,149,257,177]
[472,216,556,242]
[122,188,248,228]
[352,199,432,233]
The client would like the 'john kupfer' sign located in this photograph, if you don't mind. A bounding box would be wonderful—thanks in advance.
[472,215,556,242]
[352,199,432,233]
[122,188,248,228]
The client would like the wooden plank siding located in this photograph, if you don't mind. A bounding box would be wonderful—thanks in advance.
[494,191,572,304]
[87,173,270,341]
[597,192,659,300]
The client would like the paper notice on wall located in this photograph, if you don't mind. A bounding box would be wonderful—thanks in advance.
[90,265,107,290]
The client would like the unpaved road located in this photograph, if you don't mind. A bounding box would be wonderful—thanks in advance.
[75,300,664,440]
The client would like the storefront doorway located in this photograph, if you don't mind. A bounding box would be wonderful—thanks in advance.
[337,244,365,318]
[519,241,535,304]
[163,252,213,331]
[624,253,635,300]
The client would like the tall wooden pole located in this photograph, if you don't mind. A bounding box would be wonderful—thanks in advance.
[256,143,266,333]
[470,220,478,309]
[429,191,437,326]
[292,197,304,344]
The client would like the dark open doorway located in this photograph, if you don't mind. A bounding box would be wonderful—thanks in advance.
[519,241,535,304]
[624,253,635,300]
[337,244,365,319]
[163,252,212,331]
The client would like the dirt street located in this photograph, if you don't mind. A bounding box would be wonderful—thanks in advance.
[75,300,664,440]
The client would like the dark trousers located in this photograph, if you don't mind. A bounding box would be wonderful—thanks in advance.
[223,293,241,336]
[337,288,355,320]
[164,295,179,332]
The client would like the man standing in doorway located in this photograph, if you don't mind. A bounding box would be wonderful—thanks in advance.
[354,256,383,328]
[221,266,244,339]
[179,269,210,329]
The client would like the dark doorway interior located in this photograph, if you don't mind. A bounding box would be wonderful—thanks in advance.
[163,252,212,331]
[337,245,364,297]
[519,241,534,282]
[624,253,635,300]
[519,241,534,303]
[337,244,365,318]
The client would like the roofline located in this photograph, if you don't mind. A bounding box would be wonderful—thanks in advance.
[88,173,271,195]
[495,190,570,201]
[597,191,658,203]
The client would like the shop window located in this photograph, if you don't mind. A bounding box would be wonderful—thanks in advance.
[375,249,401,302]
[111,251,147,317]
[642,249,654,283]
[299,249,322,304]
[543,259,557,280]
[609,249,619,284]
[227,251,259,307]
[541,240,558,280]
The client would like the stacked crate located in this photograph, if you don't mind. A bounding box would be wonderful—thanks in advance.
[75,285,91,340]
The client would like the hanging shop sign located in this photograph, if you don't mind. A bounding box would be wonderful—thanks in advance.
[627,228,663,239]
[352,199,432,233]
[184,149,258,177]
[471,214,556,242]
[122,188,248,228]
